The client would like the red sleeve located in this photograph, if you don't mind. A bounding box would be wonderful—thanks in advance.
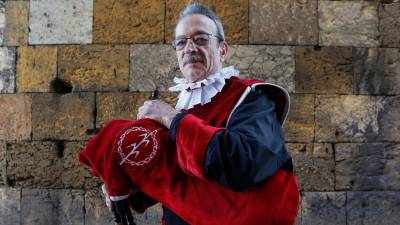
[175,114,224,179]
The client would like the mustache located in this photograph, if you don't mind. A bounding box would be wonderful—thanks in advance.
[183,54,204,66]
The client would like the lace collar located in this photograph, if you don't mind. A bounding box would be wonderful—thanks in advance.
[168,66,239,110]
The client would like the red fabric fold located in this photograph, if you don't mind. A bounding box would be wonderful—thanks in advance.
[176,114,224,179]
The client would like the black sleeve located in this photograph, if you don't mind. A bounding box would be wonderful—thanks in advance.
[203,90,292,191]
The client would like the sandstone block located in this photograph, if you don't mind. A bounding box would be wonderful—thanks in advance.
[316,95,400,142]
[319,1,380,47]
[63,141,101,189]
[301,192,346,225]
[0,142,5,184]
[21,189,84,225]
[226,45,295,92]
[288,143,335,191]
[315,95,379,142]
[0,187,21,225]
[17,46,57,92]
[284,94,315,142]
[4,1,28,46]
[97,92,178,128]
[295,47,353,94]
[29,0,92,44]
[354,48,400,95]
[336,143,400,190]
[32,93,95,140]
[0,1,5,45]
[249,0,318,45]
[214,0,248,44]
[380,3,400,47]
[7,141,100,188]
[93,0,164,44]
[165,0,248,44]
[376,96,400,142]
[0,47,16,93]
[58,45,129,92]
[165,0,213,44]
[130,45,180,92]
[0,94,31,141]
[347,191,400,225]
[7,142,60,187]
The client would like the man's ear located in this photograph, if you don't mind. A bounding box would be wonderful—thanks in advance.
[219,42,228,63]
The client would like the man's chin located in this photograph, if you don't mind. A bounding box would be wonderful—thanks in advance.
[183,68,207,83]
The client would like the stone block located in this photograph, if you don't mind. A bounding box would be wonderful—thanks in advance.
[7,142,60,187]
[0,94,31,141]
[249,0,318,45]
[295,46,353,94]
[165,0,213,44]
[380,3,400,47]
[0,142,5,184]
[4,1,29,46]
[301,192,346,225]
[376,96,400,142]
[63,141,101,189]
[319,1,380,47]
[32,93,95,140]
[225,45,295,93]
[58,45,129,92]
[347,191,400,225]
[21,189,84,225]
[316,95,400,142]
[336,143,400,191]
[354,48,400,95]
[93,0,164,44]
[165,0,248,44]
[29,0,92,44]
[214,0,248,44]
[288,143,335,191]
[85,190,162,225]
[0,47,16,93]
[0,1,5,45]
[315,95,379,142]
[130,45,180,92]
[97,92,178,128]
[17,46,57,92]
[0,187,21,225]
[6,141,101,188]
[284,94,315,142]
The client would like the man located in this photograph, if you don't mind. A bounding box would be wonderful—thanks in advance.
[135,3,299,225]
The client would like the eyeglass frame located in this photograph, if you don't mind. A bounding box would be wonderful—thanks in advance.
[172,32,222,51]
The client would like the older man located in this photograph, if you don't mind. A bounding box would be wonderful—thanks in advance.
[134,3,299,225]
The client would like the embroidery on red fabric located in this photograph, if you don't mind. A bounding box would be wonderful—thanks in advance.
[116,125,160,169]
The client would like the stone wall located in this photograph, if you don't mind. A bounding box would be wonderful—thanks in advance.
[0,0,399,225]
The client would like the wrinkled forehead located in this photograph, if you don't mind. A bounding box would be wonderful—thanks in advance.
[175,14,218,39]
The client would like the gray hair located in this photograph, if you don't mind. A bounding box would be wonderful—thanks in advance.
[177,3,225,42]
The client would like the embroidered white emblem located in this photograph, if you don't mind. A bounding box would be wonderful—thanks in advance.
[117,126,159,168]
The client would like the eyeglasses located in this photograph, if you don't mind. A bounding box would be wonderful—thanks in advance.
[172,32,220,51]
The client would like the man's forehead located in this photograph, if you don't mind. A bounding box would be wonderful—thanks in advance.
[175,14,218,37]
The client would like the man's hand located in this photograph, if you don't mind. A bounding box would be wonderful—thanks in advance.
[137,100,179,129]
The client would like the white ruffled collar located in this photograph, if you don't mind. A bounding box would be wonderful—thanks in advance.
[168,66,239,110]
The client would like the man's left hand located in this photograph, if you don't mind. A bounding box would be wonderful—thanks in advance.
[137,100,179,129]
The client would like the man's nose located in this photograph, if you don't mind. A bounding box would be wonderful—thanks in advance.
[184,39,197,52]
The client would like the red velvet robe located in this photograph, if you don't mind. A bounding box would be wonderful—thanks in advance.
[79,77,300,225]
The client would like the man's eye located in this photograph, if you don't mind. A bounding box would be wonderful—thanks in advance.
[176,40,187,46]
[194,36,208,44]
